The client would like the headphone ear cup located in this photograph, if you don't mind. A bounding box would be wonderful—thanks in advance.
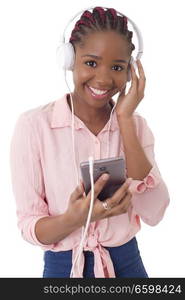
[56,42,75,71]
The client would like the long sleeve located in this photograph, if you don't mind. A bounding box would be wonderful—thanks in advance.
[128,114,170,226]
[9,113,54,249]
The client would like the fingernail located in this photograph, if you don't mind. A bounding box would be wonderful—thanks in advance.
[102,173,110,181]
[127,178,133,184]
[78,182,84,192]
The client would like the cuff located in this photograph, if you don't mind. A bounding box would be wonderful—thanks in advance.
[128,166,161,194]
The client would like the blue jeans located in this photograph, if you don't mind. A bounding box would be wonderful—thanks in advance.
[43,237,148,278]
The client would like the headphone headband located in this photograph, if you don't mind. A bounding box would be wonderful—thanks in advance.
[61,6,143,60]
[56,6,144,72]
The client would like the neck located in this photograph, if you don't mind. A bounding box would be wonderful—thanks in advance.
[67,93,113,124]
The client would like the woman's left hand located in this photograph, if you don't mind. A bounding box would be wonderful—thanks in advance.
[115,60,146,119]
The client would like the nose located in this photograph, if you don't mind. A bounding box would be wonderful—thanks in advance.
[95,67,113,88]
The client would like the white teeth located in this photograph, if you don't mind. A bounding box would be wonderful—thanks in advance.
[89,86,108,95]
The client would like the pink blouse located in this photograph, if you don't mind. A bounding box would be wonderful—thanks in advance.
[9,94,170,277]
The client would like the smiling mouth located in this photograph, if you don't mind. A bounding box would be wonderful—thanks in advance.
[86,85,111,99]
[89,86,109,95]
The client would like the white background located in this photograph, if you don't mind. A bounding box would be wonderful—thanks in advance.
[0,0,184,277]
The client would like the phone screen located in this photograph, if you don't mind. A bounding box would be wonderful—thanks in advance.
[80,156,126,201]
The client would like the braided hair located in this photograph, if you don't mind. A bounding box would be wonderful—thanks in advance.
[69,7,135,55]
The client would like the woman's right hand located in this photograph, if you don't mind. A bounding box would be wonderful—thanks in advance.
[66,174,133,227]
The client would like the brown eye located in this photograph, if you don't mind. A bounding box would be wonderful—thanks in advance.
[112,65,124,71]
[85,61,97,68]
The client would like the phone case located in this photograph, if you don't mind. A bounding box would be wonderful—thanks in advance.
[80,156,126,201]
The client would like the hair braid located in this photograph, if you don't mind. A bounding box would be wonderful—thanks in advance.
[69,7,135,53]
[93,7,106,27]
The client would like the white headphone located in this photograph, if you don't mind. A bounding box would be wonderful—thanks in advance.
[56,6,144,81]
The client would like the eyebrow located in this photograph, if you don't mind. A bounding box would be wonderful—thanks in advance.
[81,54,128,63]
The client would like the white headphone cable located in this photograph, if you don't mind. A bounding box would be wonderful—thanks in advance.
[75,156,94,276]
[64,70,79,185]
[107,101,117,158]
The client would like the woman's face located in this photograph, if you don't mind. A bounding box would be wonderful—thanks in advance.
[72,30,131,109]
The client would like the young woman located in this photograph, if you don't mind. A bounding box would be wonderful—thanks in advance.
[10,7,170,278]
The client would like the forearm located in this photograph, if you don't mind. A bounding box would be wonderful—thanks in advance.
[118,117,152,180]
[35,212,81,245]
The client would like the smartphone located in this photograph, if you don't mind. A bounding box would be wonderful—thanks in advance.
[80,156,126,201]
